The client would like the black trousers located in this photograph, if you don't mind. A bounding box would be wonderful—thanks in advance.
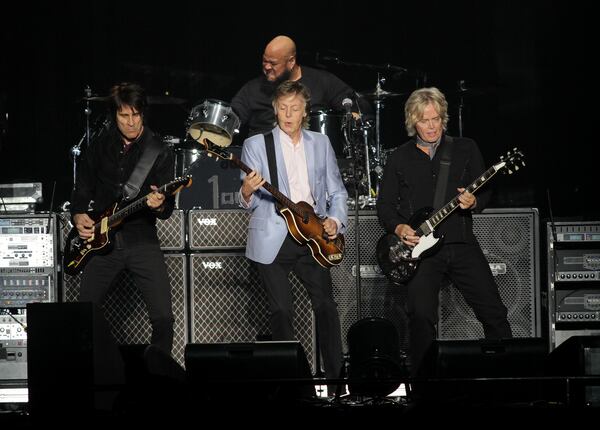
[407,242,512,376]
[255,235,344,383]
[79,234,174,354]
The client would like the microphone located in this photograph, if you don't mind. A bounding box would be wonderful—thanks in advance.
[342,98,353,115]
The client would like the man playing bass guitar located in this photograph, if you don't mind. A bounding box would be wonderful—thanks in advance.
[239,80,347,395]
[377,87,512,378]
[70,82,175,355]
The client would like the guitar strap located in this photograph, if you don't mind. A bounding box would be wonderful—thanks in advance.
[264,131,278,190]
[433,135,453,210]
[122,132,163,202]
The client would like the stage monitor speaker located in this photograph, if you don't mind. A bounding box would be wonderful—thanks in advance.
[438,208,541,339]
[62,253,188,366]
[189,253,316,373]
[417,338,547,405]
[421,338,547,378]
[26,302,125,416]
[346,317,405,397]
[546,335,600,406]
[330,212,410,353]
[185,341,315,402]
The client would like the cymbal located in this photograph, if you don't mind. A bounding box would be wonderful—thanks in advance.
[357,89,404,100]
[147,95,187,105]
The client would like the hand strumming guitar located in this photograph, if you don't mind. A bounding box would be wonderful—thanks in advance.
[73,213,94,239]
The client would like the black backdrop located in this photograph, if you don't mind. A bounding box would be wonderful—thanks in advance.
[0,1,595,220]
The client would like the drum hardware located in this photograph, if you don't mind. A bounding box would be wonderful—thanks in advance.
[446,80,496,137]
[70,86,97,190]
[356,74,404,203]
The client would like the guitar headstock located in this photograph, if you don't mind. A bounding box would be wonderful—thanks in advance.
[163,175,193,195]
[498,147,525,175]
[197,137,233,161]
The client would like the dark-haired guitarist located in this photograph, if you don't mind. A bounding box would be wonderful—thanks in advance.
[71,82,175,355]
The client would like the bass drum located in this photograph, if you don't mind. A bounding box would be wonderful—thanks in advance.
[175,146,243,210]
[308,110,348,158]
[173,142,202,178]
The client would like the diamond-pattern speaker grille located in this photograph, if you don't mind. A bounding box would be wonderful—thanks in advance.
[190,253,316,372]
[188,210,249,250]
[331,213,410,352]
[438,210,540,339]
[58,211,185,251]
[62,254,188,366]
[156,210,185,250]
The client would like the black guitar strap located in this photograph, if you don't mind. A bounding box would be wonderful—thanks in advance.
[264,131,278,190]
[433,135,453,210]
[122,133,163,202]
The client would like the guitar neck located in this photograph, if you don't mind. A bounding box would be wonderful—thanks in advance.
[229,155,306,218]
[418,164,500,235]
[105,195,150,228]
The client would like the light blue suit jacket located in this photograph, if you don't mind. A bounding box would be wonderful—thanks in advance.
[239,127,348,264]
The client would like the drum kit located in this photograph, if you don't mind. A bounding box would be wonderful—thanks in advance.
[309,74,404,209]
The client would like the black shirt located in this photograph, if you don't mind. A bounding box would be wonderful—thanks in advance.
[231,65,356,137]
[71,125,175,245]
[377,134,490,244]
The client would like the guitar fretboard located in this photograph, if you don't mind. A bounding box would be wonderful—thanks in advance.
[416,163,503,236]
[97,179,187,230]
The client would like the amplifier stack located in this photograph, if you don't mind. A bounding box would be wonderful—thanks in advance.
[547,221,600,349]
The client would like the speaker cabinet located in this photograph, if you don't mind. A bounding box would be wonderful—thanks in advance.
[58,210,186,251]
[334,208,541,353]
[62,254,189,366]
[188,209,250,250]
[189,253,316,372]
[331,213,410,352]
[438,208,541,339]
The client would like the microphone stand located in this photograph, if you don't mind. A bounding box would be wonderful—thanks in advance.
[343,115,363,321]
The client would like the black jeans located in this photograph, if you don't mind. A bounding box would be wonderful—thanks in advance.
[407,242,512,376]
[255,235,344,384]
[79,234,174,354]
